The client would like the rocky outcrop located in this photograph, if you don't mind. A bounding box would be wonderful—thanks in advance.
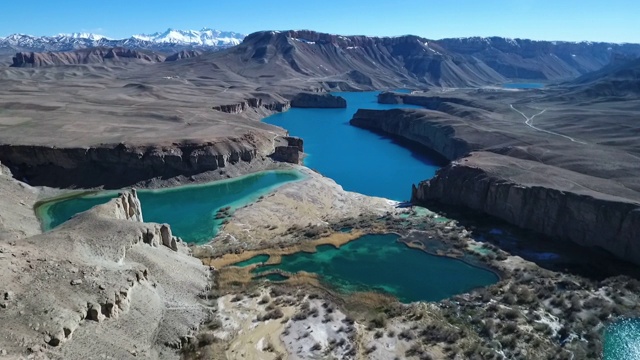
[350,108,474,160]
[270,136,304,164]
[0,190,208,357]
[350,98,640,265]
[212,97,290,114]
[11,47,165,67]
[0,133,273,188]
[290,92,347,108]
[164,49,203,62]
[413,152,640,265]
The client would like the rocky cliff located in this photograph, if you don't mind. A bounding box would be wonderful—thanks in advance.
[290,92,347,108]
[0,189,208,357]
[0,133,276,188]
[11,47,165,67]
[270,136,304,164]
[350,91,640,265]
[413,152,640,265]
[350,108,476,160]
[212,97,290,114]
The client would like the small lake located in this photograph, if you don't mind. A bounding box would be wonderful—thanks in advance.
[264,91,442,201]
[503,83,545,89]
[604,318,640,360]
[36,170,304,243]
[251,234,499,303]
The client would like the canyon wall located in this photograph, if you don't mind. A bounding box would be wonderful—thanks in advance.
[290,93,347,108]
[0,133,276,188]
[350,105,640,265]
[413,152,640,265]
[350,108,474,160]
[212,97,290,114]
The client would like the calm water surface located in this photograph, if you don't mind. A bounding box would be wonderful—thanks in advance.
[252,234,499,303]
[37,170,304,243]
[264,91,442,201]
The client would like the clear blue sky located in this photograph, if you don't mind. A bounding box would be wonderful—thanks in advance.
[1,0,638,43]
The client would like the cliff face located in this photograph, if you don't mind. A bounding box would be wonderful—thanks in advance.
[11,47,165,67]
[0,189,209,356]
[212,97,290,114]
[350,108,473,160]
[350,93,640,265]
[0,133,277,188]
[290,92,347,108]
[270,136,304,164]
[413,152,640,265]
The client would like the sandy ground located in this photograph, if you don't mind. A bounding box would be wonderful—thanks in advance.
[215,289,296,360]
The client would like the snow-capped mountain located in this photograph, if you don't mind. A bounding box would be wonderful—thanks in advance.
[0,28,246,53]
[61,32,111,41]
[132,28,244,46]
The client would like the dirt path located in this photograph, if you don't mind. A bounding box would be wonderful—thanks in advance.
[510,104,587,144]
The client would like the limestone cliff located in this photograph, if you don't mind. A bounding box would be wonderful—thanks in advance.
[0,190,208,357]
[212,97,290,114]
[413,152,640,265]
[350,101,640,265]
[350,108,474,160]
[11,47,165,67]
[0,133,276,188]
[290,92,347,108]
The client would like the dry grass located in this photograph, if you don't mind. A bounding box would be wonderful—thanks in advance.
[216,267,254,288]
[204,230,365,268]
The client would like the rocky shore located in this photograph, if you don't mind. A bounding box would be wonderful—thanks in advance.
[290,92,347,108]
[350,91,640,265]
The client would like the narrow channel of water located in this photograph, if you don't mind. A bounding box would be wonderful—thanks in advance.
[264,91,442,201]
[36,170,304,243]
[251,234,499,303]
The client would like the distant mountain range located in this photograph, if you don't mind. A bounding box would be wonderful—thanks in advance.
[0,28,246,53]
[4,29,640,89]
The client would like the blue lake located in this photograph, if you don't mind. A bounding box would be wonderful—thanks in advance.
[264,91,442,201]
[36,170,304,243]
[251,234,499,303]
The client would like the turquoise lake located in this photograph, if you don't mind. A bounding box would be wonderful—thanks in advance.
[36,170,304,243]
[264,91,442,201]
[251,234,499,303]
[604,318,640,360]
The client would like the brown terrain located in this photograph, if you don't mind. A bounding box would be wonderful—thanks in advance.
[1,29,640,359]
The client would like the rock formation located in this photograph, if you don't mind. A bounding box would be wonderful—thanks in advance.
[0,134,274,188]
[0,189,208,358]
[212,97,290,114]
[350,91,640,265]
[270,136,304,164]
[413,152,640,265]
[11,47,165,67]
[164,49,203,62]
[290,92,347,108]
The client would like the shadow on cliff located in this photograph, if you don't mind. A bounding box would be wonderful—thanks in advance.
[419,202,640,281]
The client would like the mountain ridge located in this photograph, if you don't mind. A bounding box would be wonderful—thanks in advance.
[0,27,246,53]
